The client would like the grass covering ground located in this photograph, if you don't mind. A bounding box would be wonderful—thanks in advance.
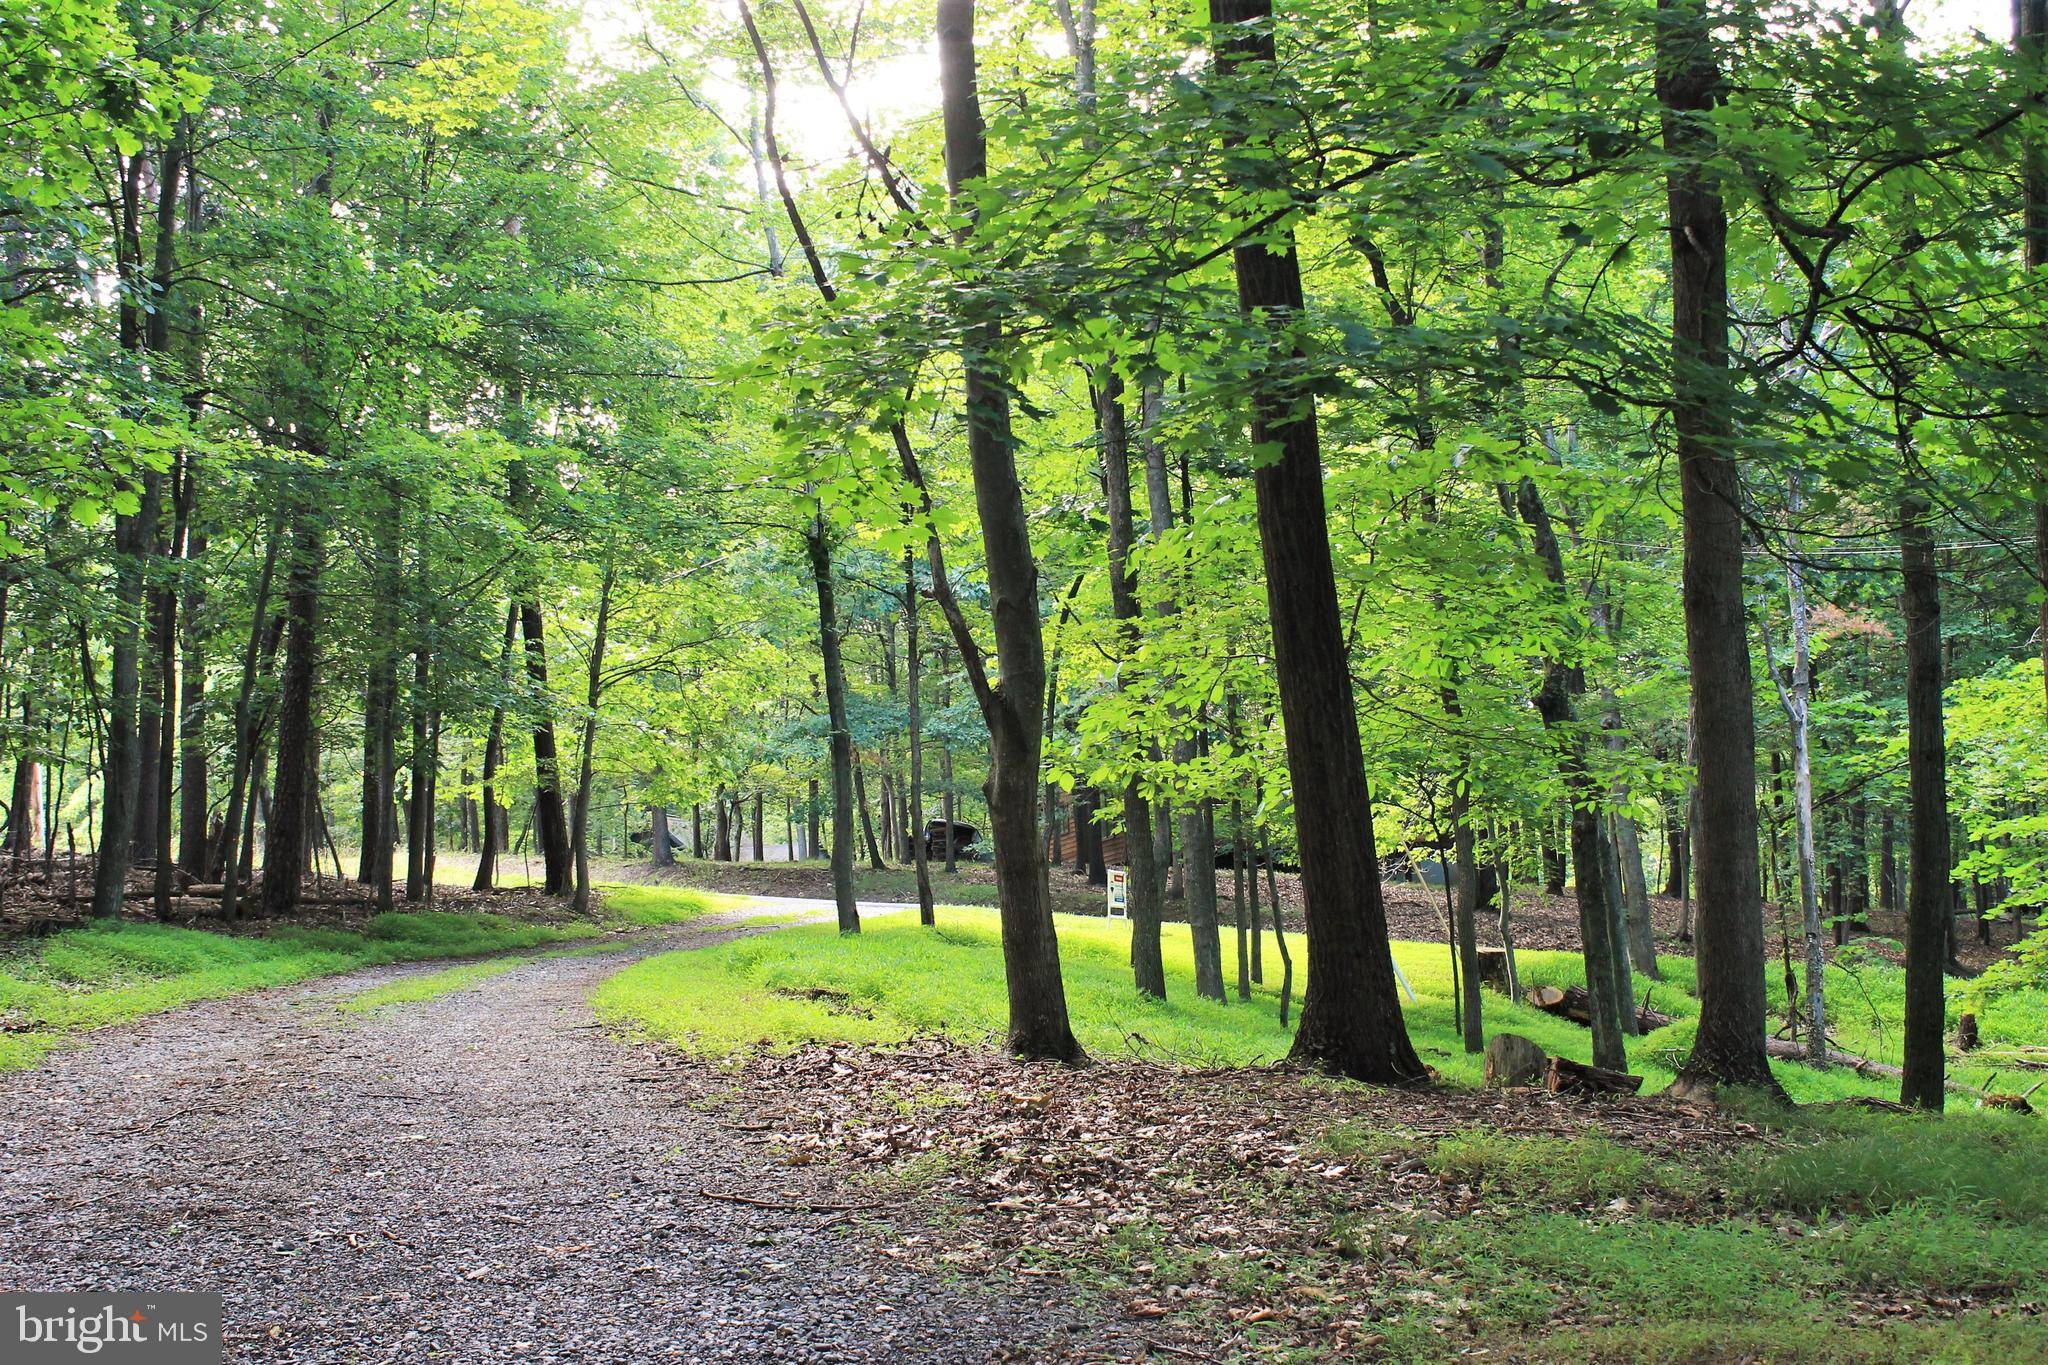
[1317,1105,2048,1361]
[595,903,1997,1103]
[0,883,728,1071]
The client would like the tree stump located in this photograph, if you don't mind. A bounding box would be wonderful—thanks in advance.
[1476,949,1514,994]
[1955,1013,1980,1052]
[1484,1033,1549,1088]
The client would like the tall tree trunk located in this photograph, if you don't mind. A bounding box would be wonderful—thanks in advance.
[1206,0,1422,1083]
[1899,491,1950,1110]
[571,561,615,915]
[1452,801,1484,1055]
[1662,800,1687,899]
[473,604,515,892]
[406,640,433,903]
[520,601,572,895]
[1513,478,1629,1070]
[261,521,319,915]
[1182,766,1225,1001]
[150,462,184,919]
[854,750,886,871]
[1615,814,1659,978]
[905,553,936,925]
[2019,0,2048,717]
[937,0,1079,1061]
[1764,478,1827,1061]
[90,474,159,919]
[176,521,208,879]
[1658,0,1779,1095]
[215,536,281,920]
[1100,373,1164,997]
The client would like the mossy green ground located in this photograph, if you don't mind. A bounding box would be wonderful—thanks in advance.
[595,902,2033,1103]
[0,884,726,1070]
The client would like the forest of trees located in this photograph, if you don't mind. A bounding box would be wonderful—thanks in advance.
[6,0,2048,1110]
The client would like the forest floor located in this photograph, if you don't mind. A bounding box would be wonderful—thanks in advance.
[0,901,1152,1363]
[9,882,2045,1361]
[598,897,2048,1363]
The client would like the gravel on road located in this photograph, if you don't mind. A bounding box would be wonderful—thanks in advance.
[0,910,1133,1363]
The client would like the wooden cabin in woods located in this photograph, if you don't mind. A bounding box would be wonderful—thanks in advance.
[1054,825,1127,868]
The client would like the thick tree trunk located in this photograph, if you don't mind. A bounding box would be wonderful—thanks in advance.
[519,601,572,895]
[261,522,319,916]
[1206,0,1422,1083]
[937,0,1079,1062]
[1658,0,1779,1095]
[1899,494,1950,1110]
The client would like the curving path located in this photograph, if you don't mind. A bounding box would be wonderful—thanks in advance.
[0,906,1125,1363]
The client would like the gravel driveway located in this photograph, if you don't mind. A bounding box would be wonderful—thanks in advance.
[0,908,1126,1362]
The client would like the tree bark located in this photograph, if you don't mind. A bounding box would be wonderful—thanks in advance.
[1100,373,1164,997]
[905,553,936,925]
[1206,0,1422,1083]
[1657,0,1780,1095]
[1513,477,1629,1070]
[260,520,319,916]
[406,639,433,903]
[937,0,1079,1062]
[215,535,281,921]
[1899,493,1950,1110]
[472,604,515,892]
[571,561,615,914]
[518,600,572,895]
[90,474,159,918]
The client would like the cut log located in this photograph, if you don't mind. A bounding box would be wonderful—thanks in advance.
[1483,1033,1548,1088]
[1545,1055,1644,1097]
[1981,1092,2034,1114]
[1523,983,1672,1031]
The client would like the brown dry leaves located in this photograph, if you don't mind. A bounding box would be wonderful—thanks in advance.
[653,1038,1773,1359]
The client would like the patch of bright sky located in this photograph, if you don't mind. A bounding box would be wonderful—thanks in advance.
[570,0,2022,172]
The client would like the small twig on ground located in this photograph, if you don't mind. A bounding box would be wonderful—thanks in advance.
[1143,1339,1218,1362]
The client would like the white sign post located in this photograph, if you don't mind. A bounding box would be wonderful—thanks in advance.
[1106,868,1129,918]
